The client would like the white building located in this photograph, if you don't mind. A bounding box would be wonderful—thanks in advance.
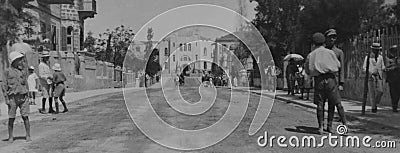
[158,33,214,75]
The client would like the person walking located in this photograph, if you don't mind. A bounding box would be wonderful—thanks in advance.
[305,32,342,134]
[385,45,400,112]
[363,43,385,113]
[324,29,347,126]
[286,59,298,95]
[38,50,55,114]
[1,52,31,142]
[27,66,39,105]
[52,63,68,113]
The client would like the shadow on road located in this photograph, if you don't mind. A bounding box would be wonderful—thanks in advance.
[285,126,321,135]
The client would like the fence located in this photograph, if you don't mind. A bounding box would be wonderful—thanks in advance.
[341,26,400,105]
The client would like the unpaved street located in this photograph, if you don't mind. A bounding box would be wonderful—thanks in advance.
[0,86,398,153]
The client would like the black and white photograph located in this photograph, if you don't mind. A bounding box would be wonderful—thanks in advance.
[0,0,399,152]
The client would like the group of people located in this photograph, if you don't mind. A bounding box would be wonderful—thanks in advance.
[37,51,68,114]
[286,59,313,100]
[201,72,229,87]
[304,29,348,134]
[1,48,68,142]
[304,28,400,134]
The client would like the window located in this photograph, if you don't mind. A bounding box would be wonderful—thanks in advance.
[203,48,207,56]
[184,44,187,51]
[195,55,198,60]
[188,44,191,51]
[164,47,168,56]
[173,55,175,62]
[173,42,175,47]
[179,44,182,51]
[67,37,72,45]
[67,26,73,46]
[204,62,207,69]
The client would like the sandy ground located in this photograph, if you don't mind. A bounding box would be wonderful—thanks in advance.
[0,86,398,153]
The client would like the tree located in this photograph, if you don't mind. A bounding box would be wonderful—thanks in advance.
[252,0,391,65]
[99,25,135,67]
[83,31,96,53]
[145,48,161,77]
[0,0,35,45]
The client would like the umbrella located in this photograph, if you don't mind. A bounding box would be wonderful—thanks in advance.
[283,54,304,61]
[11,42,33,55]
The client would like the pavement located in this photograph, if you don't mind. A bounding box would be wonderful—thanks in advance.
[237,88,400,130]
[0,87,141,121]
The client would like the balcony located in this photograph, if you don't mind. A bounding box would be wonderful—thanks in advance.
[78,0,97,20]
[38,0,74,4]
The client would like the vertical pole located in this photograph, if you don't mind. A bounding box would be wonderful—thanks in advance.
[362,31,371,115]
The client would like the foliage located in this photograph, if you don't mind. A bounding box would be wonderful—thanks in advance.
[97,25,135,67]
[145,48,161,77]
[251,0,395,67]
[83,31,96,53]
[0,0,36,45]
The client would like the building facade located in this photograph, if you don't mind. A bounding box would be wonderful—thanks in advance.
[158,33,214,75]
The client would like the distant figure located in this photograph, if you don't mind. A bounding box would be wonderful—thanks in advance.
[27,66,39,105]
[362,43,385,113]
[286,59,298,95]
[385,45,400,112]
[175,74,180,87]
[233,77,238,87]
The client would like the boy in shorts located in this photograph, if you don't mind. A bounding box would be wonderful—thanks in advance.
[52,63,68,113]
[1,52,31,142]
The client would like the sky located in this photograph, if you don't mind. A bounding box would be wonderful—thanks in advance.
[85,0,257,40]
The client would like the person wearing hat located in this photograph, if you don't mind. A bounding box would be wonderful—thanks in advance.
[324,29,347,128]
[38,50,55,114]
[305,32,343,134]
[27,66,39,105]
[325,29,345,90]
[51,63,68,113]
[363,43,386,113]
[384,45,400,112]
[1,52,31,142]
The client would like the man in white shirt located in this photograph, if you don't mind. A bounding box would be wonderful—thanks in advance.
[38,50,55,114]
[363,43,385,113]
[305,32,345,134]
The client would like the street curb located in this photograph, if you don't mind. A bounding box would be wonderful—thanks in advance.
[233,89,399,129]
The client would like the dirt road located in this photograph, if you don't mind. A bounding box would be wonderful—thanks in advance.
[0,87,398,153]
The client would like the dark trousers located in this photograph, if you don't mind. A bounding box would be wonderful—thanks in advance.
[389,82,400,110]
[314,73,346,130]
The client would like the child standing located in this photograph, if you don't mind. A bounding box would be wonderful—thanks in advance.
[27,66,39,105]
[52,63,68,114]
[1,52,31,142]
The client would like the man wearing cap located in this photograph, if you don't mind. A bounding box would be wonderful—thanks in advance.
[38,50,55,114]
[1,52,31,142]
[385,45,400,112]
[324,29,347,127]
[363,43,385,113]
[305,32,342,134]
